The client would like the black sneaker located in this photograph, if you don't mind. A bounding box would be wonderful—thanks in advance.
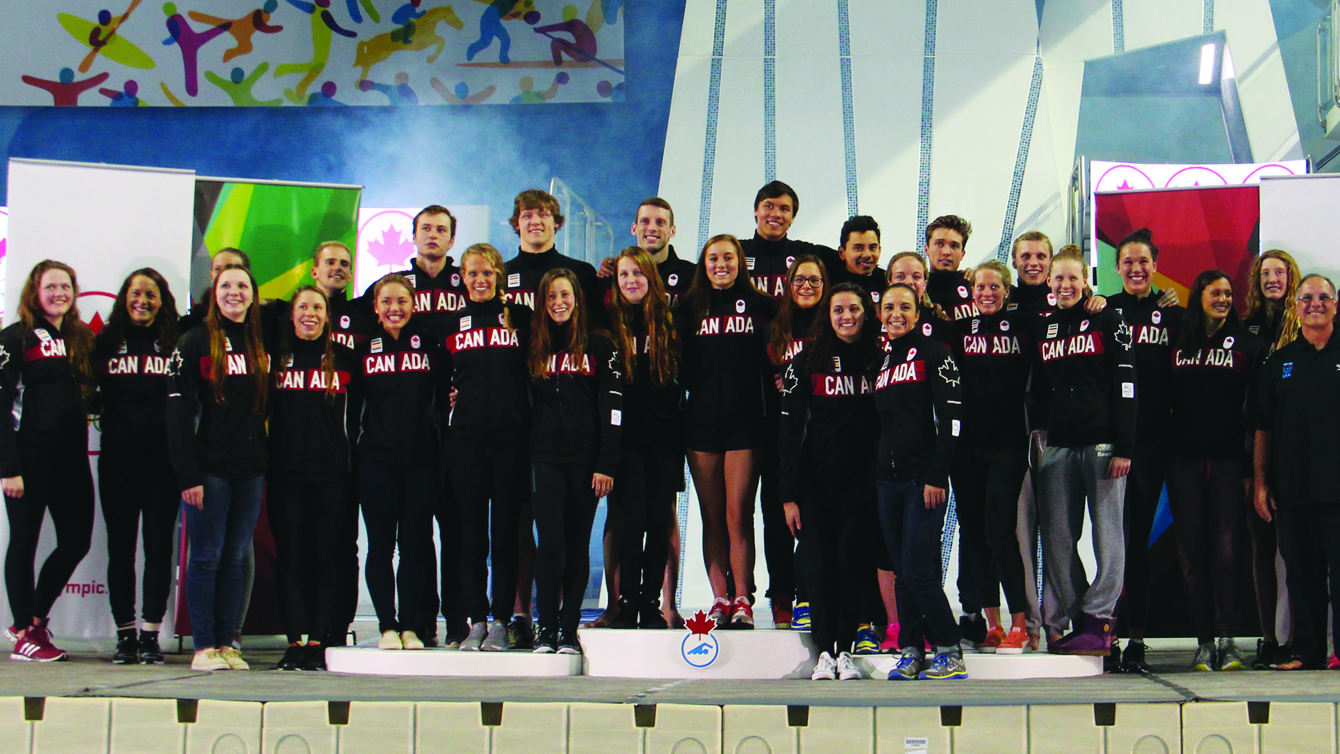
[1120,640,1150,674]
[611,599,639,629]
[113,634,138,665]
[303,644,327,671]
[138,633,165,665]
[1252,639,1279,670]
[557,627,581,655]
[533,626,558,654]
[958,614,987,650]
[277,645,305,671]
[444,620,470,650]
[419,628,440,649]
[639,600,669,630]
[1104,639,1123,673]
[507,614,535,650]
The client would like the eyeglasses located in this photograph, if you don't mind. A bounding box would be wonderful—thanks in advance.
[1297,294,1335,305]
[792,277,823,289]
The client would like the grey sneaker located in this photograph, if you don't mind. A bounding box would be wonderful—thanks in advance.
[459,622,487,652]
[1217,637,1245,671]
[1190,641,1216,672]
[811,651,837,680]
[481,620,510,652]
[887,648,922,681]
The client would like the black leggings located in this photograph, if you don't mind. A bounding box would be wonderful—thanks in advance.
[615,443,680,607]
[759,415,795,601]
[359,455,436,633]
[99,451,178,627]
[952,445,1030,615]
[453,437,528,623]
[799,468,876,655]
[268,475,350,644]
[1121,440,1165,633]
[1246,493,1282,642]
[4,444,93,627]
[533,461,599,632]
[424,440,465,634]
[328,479,361,644]
[1165,457,1243,644]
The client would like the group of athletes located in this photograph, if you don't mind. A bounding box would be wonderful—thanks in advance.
[2,181,1336,682]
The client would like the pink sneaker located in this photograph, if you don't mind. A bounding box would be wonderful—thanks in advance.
[11,621,66,662]
[879,622,900,652]
[1328,654,1339,670]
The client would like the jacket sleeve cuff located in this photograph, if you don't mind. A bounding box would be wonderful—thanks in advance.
[0,462,20,479]
[595,459,618,479]
[178,472,204,492]
[1114,443,1134,459]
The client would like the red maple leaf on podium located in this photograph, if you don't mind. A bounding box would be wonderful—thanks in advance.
[685,610,716,636]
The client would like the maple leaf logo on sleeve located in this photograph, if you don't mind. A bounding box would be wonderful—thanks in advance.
[938,356,960,387]
[168,349,184,378]
[607,349,623,381]
[0,345,9,370]
[685,609,717,635]
[780,363,797,396]
[1114,320,1134,350]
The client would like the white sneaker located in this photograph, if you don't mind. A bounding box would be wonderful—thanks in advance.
[836,652,860,680]
[220,647,249,670]
[400,631,424,650]
[191,648,230,671]
[378,630,403,650]
[460,622,487,651]
[812,651,837,680]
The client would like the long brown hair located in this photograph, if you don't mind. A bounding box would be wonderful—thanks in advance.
[17,260,96,402]
[805,282,879,371]
[528,269,591,381]
[768,255,828,365]
[683,234,763,330]
[1176,270,1240,354]
[608,246,678,385]
[279,286,340,402]
[205,264,268,412]
[99,267,180,354]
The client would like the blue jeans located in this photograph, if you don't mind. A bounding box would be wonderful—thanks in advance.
[876,477,962,651]
[183,474,264,649]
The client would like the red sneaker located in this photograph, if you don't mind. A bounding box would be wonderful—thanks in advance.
[729,597,754,629]
[979,626,1006,654]
[1328,654,1339,670]
[879,622,900,652]
[11,622,66,662]
[770,599,793,630]
[996,627,1029,654]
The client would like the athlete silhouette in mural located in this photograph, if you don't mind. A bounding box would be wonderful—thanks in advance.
[534,5,596,66]
[466,0,537,65]
[390,0,425,43]
[21,68,110,106]
[162,3,232,97]
[353,4,463,82]
[429,77,496,104]
[100,79,143,106]
[509,72,567,104]
[57,2,155,74]
[307,80,348,105]
[346,0,381,23]
[189,0,284,63]
[358,72,419,104]
[275,0,357,104]
[205,64,284,106]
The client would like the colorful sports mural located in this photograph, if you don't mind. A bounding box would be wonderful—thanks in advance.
[0,0,624,106]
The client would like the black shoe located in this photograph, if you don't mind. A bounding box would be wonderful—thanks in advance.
[445,620,470,649]
[1120,640,1150,673]
[138,633,165,665]
[1252,639,1279,670]
[611,599,639,629]
[533,625,558,654]
[507,614,535,650]
[303,644,327,671]
[277,645,305,671]
[639,600,669,630]
[958,614,987,648]
[113,633,138,665]
[419,630,439,649]
[557,627,582,655]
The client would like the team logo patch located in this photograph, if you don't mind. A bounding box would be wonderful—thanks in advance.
[1080,320,1090,332]
[370,338,383,354]
[340,315,351,329]
[957,286,968,299]
[411,335,421,349]
[668,273,679,287]
[452,274,461,287]
[938,358,960,387]
[906,347,917,362]
[224,337,233,352]
[508,273,521,288]
[681,610,720,669]
[746,257,756,270]
[1151,310,1162,324]
[285,354,295,368]
[922,322,932,336]
[832,356,841,371]
[971,319,980,334]
[407,275,417,288]
[35,329,52,343]
[1047,323,1059,339]
[1000,320,1010,332]
[117,342,128,355]
[1249,325,1260,335]
[1223,336,1234,349]
[1047,293,1058,306]
[786,256,795,268]
[735,299,746,314]
[499,313,508,325]
[1283,362,1293,378]
[460,316,472,331]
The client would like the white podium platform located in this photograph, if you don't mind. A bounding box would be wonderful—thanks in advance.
[859,651,1102,680]
[325,647,582,677]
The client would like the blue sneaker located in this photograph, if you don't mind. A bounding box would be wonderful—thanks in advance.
[918,652,968,680]
[853,625,880,655]
[888,649,922,680]
[790,603,811,631]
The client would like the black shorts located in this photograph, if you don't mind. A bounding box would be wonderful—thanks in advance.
[684,412,764,453]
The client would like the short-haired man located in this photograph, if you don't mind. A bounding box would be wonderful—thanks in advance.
[923,215,979,321]
[738,180,840,299]
[1254,273,1340,670]
[1009,231,1055,311]
[629,197,695,305]
[830,215,885,304]
[391,205,469,320]
[308,241,370,350]
[503,188,600,311]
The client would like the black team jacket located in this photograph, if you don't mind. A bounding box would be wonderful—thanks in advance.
[94,323,173,461]
[1031,304,1138,458]
[352,318,442,467]
[0,322,90,476]
[874,328,962,488]
[440,297,532,442]
[528,327,623,476]
[269,335,357,479]
[1169,321,1264,466]
[1108,290,1184,444]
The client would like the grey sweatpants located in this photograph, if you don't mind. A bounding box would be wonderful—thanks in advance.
[1037,444,1127,633]
[1018,430,1081,638]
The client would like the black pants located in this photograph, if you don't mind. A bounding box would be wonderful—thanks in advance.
[800,468,876,655]
[1275,502,1340,668]
[327,479,361,644]
[1245,494,1281,642]
[99,450,178,627]
[759,422,795,602]
[359,455,436,633]
[424,440,465,635]
[615,443,680,607]
[1121,440,1165,633]
[268,474,350,644]
[453,436,527,623]
[952,445,1030,614]
[1165,457,1243,644]
[532,461,599,632]
[4,443,93,626]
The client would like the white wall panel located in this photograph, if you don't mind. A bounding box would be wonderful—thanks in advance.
[707,57,767,238]
[938,0,1040,56]
[774,53,847,246]
[1123,0,1202,52]
[679,0,725,58]
[723,0,765,57]
[657,55,713,250]
[851,53,925,257]
[1216,0,1304,161]
[775,0,838,57]
[1040,0,1112,193]
[848,0,926,55]
[1012,79,1068,248]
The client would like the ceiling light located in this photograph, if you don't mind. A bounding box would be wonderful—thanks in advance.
[1199,43,1216,85]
